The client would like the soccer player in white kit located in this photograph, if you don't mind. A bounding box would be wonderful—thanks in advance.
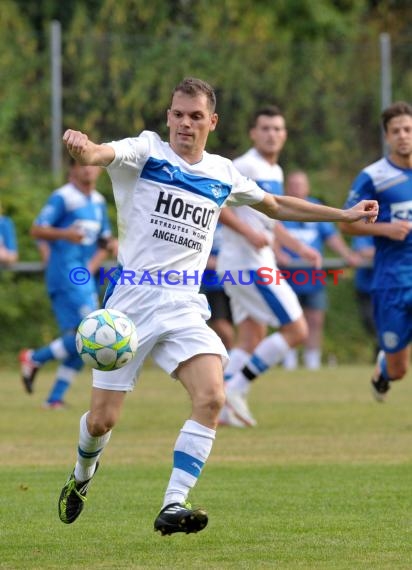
[217,106,321,426]
[58,78,378,535]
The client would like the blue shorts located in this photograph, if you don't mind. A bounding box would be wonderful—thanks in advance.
[373,287,412,353]
[50,288,99,333]
[296,288,328,311]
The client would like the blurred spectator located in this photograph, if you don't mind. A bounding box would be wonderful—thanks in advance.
[0,201,18,265]
[279,170,361,369]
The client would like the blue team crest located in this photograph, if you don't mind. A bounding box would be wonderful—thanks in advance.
[382,331,399,350]
[209,184,223,199]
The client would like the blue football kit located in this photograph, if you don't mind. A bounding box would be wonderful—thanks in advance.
[345,157,412,352]
[35,183,112,331]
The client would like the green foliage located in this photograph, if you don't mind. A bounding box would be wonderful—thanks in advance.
[5,0,405,200]
[324,272,377,364]
[0,2,49,166]
[2,0,412,360]
[0,273,56,361]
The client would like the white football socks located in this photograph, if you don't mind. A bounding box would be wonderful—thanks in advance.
[283,348,298,370]
[224,348,250,379]
[227,332,290,394]
[163,420,215,508]
[74,412,112,482]
[49,338,69,360]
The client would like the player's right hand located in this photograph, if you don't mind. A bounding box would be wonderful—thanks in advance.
[63,224,86,244]
[247,229,270,249]
[386,220,412,241]
[63,129,89,157]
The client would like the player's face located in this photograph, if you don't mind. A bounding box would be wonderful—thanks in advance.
[385,115,412,162]
[286,173,310,199]
[250,115,287,162]
[167,92,218,163]
[71,164,102,193]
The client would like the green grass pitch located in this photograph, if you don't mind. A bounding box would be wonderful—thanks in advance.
[2,362,412,569]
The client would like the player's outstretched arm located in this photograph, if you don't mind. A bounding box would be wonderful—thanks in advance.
[252,193,378,224]
[63,129,115,167]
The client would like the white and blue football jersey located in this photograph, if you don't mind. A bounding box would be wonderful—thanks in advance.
[345,157,412,290]
[233,148,284,196]
[105,130,264,284]
[35,183,112,293]
[218,147,284,272]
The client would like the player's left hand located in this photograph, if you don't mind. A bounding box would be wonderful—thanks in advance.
[346,200,379,224]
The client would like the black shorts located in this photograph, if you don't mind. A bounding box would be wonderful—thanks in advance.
[202,289,233,323]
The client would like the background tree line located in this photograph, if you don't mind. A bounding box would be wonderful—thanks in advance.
[0,0,411,360]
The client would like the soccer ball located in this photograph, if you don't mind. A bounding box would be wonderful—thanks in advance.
[76,308,138,371]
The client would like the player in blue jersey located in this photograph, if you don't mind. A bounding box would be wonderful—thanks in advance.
[280,170,360,370]
[56,77,377,535]
[0,201,18,265]
[19,159,113,408]
[341,101,412,401]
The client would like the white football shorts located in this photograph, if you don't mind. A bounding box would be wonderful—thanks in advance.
[223,272,303,327]
[92,283,228,392]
